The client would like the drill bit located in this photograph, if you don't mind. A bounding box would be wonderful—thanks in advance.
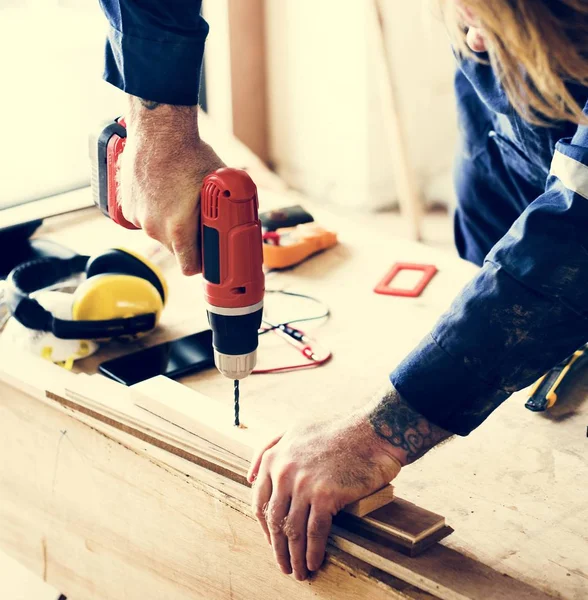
[234,380,240,427]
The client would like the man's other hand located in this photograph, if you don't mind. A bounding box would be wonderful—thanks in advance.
[118,95,225,275]
[247,413,404,581]
[247,388,451,581]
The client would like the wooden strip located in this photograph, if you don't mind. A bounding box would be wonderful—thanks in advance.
[344,484,395,517]
[330,526,556,600]
[365,498,446,543]
[407,527,454,559]
[131,375,268,463]
[336,512,453,558]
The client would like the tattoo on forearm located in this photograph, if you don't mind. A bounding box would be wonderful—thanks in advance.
[369,389,451,463]
[139,99,162,110]
[138,98,198,114]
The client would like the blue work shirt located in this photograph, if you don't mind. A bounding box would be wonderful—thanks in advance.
[392,58,588,435]
[99,2,588,436]
[99,0,207,105]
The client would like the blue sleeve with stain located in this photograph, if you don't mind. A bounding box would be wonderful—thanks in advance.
[99,0,207,105]
[390,123,588,435]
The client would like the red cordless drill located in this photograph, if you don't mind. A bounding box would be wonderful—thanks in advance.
[90,118,265,397]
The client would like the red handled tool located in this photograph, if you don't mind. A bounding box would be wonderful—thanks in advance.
[374,263,437,298]
[91,118,265,382]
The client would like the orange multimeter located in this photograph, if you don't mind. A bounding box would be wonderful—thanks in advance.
[262,223,338,270]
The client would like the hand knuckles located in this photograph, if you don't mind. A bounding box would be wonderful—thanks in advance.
[265,507,283,529]
[252,504,266,521]
[180,263,198,276]
[307,528,327,541]
[142,219,160,239]
[260,449,275,467]
[169,218,195,243]
[275,472,291,487]
[274,461,296,483]
[282,521,303,541]
[308,518,331,539]
[311,485,334,504]
[171,236,191,253]
[288,531,303,543]
[267,520,283,535]
[293,473,311,492]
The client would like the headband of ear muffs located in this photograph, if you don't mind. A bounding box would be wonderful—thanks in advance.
[5,248,168,340]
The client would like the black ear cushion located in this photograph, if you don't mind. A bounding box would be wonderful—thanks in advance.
[9,255,89,294]
[85,249,166,303]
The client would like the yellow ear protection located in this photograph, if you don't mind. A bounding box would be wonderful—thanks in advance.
[5,248,168,340]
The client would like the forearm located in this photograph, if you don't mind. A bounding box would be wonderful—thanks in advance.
[367,388,452,466]
[126,95,200,141]
[389,128,588,437]
[122,94,223,193]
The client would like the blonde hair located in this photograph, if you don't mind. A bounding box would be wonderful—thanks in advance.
[442,0,588,125]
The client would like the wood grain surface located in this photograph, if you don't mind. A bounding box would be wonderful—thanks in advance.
[0,113,586,598]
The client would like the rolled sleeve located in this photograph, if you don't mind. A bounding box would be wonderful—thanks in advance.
[391,124,588,436]
[100,1,207,105]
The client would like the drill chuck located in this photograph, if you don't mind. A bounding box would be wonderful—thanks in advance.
[213,350,257,380]
[206,301,263,379]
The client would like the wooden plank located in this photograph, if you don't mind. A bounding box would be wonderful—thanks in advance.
[327,548,438,600]
[0,345,556,599]
[0,380,421,600]
[2,378,554,600]
[344,484,395,517]
[49,388,250,487]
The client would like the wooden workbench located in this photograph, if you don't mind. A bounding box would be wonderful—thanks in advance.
[1,120,587,599]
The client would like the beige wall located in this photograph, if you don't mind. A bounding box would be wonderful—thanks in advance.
[1,2,123,206]
[265,0,458,210]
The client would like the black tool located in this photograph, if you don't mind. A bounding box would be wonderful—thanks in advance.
[259,205,314,232]
[526,344,588,411]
